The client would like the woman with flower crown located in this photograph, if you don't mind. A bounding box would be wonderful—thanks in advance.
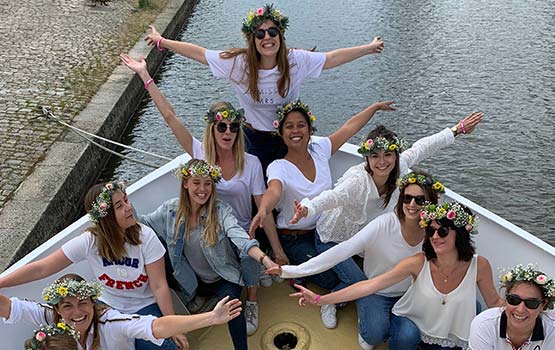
[144,3,384,171]
[1,273,242,350]
[0,182,188,349]
[288,201,504,350]
[139,159,279,350]
[249,98,394,328]
[469,264,555,350]
[120,53,283,335]
[24,323,78,350]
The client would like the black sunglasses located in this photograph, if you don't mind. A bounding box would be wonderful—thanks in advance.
[402,194,426,206]
[215,122,240,133]
[255,27,280,40]
[425,225,450,238]
[506,294,544,310]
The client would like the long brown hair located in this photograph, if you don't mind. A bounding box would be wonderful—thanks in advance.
[84,183,141,261]
[174,160,221,246]
[202,101,245,175]
[395,170,440,222]
[219,22,290,101]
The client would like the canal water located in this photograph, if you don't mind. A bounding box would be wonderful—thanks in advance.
[104,0,555,244]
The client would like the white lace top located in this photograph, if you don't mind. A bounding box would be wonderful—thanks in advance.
[302,127,455,243]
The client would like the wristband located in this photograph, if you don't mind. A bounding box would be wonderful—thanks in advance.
[156,37,166,52]
[144,78,154,90]
[459,120,467,134]
[259,253,266,265]
[313,294,321,305]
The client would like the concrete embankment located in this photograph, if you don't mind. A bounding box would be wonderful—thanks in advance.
[0,0,198,270]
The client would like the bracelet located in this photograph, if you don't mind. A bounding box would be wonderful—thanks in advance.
[259,253,266,265]
[144,78,154,90]
[313,294,321,305]
[156,37,166,52]
[459,120,467,134]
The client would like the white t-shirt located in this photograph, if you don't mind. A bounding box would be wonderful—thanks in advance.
[192,138,265,231]
[281,212,422,297]
[267,136,333,230]
[62,224,166,314]
[205,49,326,131]
[469,307,555,350]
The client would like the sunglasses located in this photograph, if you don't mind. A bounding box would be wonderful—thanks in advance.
[215,122,240,133]
[255,27,280,40]
[506,294,544,310]
[402,194,426,206]
[425,225,451,238]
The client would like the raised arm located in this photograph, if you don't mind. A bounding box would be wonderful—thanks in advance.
[323,36,384,69]
[476,256,504,308]
[328,101,396,154]
[249,180,282,236]
[120,54,194,155]
[145,26,208,65]
[0,249,71,289]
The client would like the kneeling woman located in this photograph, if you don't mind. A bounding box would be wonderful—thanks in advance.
[469,264,555,349]
[291,201,503,350]
[1,274,241,350]
[140,159,277,350]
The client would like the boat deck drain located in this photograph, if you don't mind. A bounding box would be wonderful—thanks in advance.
[261,322,310,350]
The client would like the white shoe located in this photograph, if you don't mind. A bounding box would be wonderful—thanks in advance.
[245,301,259,335]
[272,275,285,283]
[358,333,375,350]
[320,304,337,329]
[259,273,273,288]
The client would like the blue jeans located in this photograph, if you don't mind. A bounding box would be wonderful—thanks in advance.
[314,235,367,292]
[243,125,287,175]
[241,255,262,287]
[357,294,421,350]
[197,278,247,350]
[135,303,178,350]
[278,231,340,290]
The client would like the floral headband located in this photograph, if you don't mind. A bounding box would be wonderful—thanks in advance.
[88,180,126,224]
[419,201,478,234]
[501,264,555,309]
[397,172,445,194]
[273,99,316,134]
[357,135,407,156]
[42,279,102,305]
[204,106,245,125]
[242,4,289,37]
[175,160,222,184]
[26,322,79,350]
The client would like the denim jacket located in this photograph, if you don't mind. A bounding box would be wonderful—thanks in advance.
[139,198,259,301]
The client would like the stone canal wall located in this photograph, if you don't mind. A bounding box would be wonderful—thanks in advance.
[0,0,198,270]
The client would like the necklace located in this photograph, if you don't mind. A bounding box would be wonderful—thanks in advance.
[441,294,447,305]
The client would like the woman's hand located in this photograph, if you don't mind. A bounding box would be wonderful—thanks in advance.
[210,296,242,325]
[368,36,384,54]
[261,255,280,271]
[265,265,283,276]
[249,211,267,237]
[144,25,162,47]
[273,252,289,266]
[373,100,396,111]
[289,284,319,307]
[120,53,147,75]
[455,111,484,135]
[290,200,308,224]
[171,334,189,350]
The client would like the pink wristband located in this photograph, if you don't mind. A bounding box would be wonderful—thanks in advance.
[144,78,154,90]
[459,120,467,134]
[156,37,166,52]
[313,294,321,305]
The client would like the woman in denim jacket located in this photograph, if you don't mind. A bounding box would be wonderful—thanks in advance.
[140,159,278,350]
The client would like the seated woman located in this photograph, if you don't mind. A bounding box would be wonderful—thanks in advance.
[1,274,241,350]
[0,181,186,350]
[469,264,555,349]
[269,171,444,348]
[139,159,278,350]
[289,200,503,350]
[250,98,395,328]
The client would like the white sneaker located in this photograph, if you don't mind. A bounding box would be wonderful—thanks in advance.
[272,275,285,283]
[259,273,273,288]
[320,304,337,329]
[358,333,375,350]
[245,301,259,335]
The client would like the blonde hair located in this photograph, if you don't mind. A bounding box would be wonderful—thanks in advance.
[202,101,245,175]
[174,159,221,246]
[84,184,141,261]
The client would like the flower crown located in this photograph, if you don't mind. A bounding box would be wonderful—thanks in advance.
[242,4,289,37]
[204,106,245,125]
[419,201,478,234]
[397,172,445,193]
[357,135,407,156]
[42,279,102,305]
[88,180,126,224]
[501,264,555,309]
[175,161,222,184]
[273,99,316,134]
[26,322,79,350]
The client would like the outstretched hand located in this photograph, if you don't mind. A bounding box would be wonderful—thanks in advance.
[289,200,308,225]
[369,36,384,54]
[145,25,162,47]
[120,53,147,75]
[211,296,242,325]
[458,112,484,134]
[289,283,319,307]
[265,265,283,276]
[375,100,396,111]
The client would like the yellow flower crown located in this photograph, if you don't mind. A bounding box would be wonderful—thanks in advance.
[175,160,222,184]
[274,99,316,135]
[397,172,445,193]
[42,279,102,305]
[27,322,79,350]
